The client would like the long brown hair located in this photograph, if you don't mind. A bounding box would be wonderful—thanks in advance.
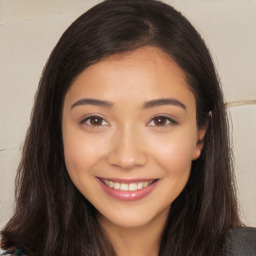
[1,0,241,255]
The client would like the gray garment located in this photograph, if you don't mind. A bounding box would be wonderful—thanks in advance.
[225,227,256,256]
[1,227,255,255]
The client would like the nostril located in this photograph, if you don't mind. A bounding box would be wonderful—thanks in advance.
[106,137,148,168]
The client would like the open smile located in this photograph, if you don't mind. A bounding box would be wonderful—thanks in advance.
[98,178,160,201]
[101,178,157,192]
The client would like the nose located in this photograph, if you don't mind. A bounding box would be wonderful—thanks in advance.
[106,126,148,170]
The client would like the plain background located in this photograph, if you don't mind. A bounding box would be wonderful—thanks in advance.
[0,0,256,229]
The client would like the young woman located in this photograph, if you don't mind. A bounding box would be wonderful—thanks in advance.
[1,0,255,255]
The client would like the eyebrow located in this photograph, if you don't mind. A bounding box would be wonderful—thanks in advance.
[71,97,186,110]
[142,98,186,110]
[71,98,113,109]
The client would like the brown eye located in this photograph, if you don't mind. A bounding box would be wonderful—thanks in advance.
[148,115,177,127]
[153,116,168,126]
[81,115,108,126]
[89,116,103,126]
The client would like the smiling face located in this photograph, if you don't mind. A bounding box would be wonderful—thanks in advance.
[62,46,205,229]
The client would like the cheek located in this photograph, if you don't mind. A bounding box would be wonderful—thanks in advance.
[62,128,107,180]
[150,132,196,202]
[149,130,197,175]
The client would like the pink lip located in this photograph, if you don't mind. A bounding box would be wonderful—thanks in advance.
[98,177,155,183]
[97,178,159,202]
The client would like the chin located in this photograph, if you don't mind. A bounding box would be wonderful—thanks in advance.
[98,206,170,230]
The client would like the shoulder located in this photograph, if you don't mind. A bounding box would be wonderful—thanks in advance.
[225,227,256,256]
[0,248,26,256]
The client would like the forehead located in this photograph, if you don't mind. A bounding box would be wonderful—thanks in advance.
[65,46,195,109]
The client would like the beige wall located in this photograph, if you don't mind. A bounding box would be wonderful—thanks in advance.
[0,0,255,229]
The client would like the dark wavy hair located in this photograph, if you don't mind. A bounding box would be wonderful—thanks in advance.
[1,0,241,255]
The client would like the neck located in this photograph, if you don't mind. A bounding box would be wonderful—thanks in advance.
[98,209,169,256]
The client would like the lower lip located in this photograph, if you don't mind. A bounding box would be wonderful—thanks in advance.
[98,179,159,201]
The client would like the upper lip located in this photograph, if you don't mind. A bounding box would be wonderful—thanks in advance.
[97,177,159,183]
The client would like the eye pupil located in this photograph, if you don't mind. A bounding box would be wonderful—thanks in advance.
[90,117,102,125]
[154,117,166,126]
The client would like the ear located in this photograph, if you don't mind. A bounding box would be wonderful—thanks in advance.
[192,127,207,160]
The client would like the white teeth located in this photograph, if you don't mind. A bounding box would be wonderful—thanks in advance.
[114,182,120,190]
[129,183,137,191]
[102,179,155,191]
[143,181,149,188]
[137,182,144,189]
[109,181,114,188]
[120,183,129,191]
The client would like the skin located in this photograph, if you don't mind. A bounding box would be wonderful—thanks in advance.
[62,46,206,256]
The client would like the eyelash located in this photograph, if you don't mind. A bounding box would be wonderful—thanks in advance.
[80,114,177,128]
[80,115,108,127]
[147,115,178,127]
